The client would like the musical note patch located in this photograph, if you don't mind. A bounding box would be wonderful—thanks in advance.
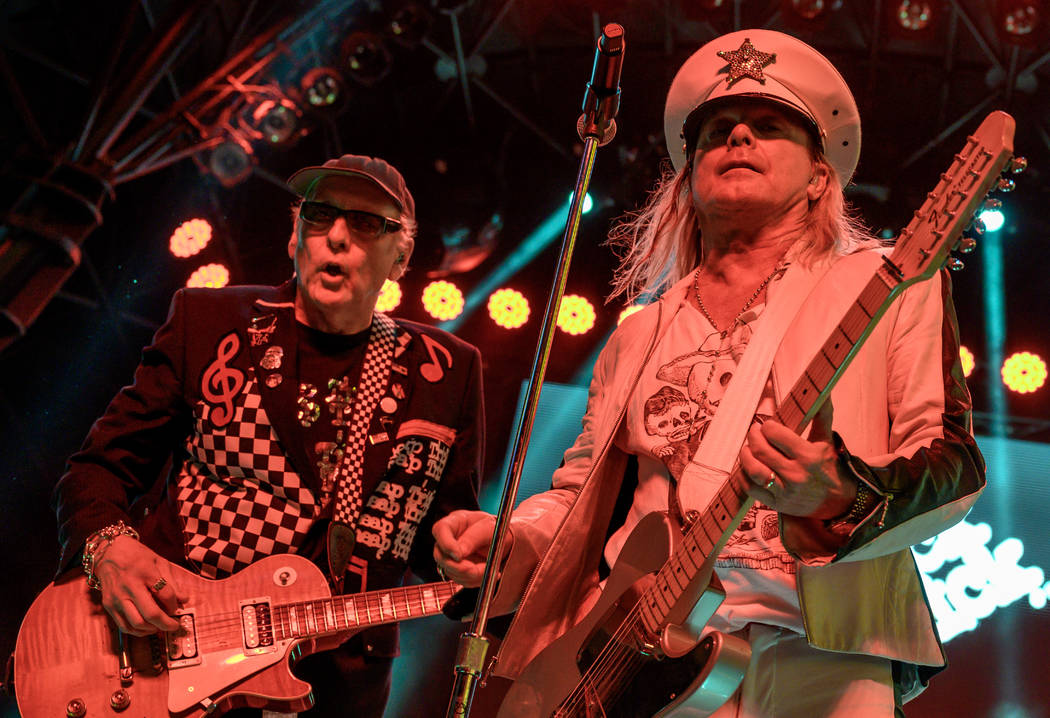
[201,331,245,428]
[419,334,453,383]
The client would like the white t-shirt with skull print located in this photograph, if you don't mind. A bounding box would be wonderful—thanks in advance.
[606,300,806,636]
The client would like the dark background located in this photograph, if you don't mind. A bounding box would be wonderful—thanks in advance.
[2,1,1048,716]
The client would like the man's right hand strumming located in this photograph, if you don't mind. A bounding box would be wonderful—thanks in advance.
[92,536,186,636]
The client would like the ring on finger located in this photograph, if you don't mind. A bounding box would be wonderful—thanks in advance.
[764,471,777,491]
[150,577,167,593]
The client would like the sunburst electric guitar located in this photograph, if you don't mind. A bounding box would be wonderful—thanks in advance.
[497,111,1022,718]
[14,553,459,717]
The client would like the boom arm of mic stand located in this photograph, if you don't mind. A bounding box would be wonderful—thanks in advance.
[442,97,614,718]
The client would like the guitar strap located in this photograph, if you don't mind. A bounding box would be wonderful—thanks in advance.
[326,312,398,591]
[675,257,833,515]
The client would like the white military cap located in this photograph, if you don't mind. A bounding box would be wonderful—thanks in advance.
[664,29,861,187]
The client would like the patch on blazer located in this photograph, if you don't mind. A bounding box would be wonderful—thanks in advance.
[247,314,278,346]
[419,334,453,383]
[397,419,457,445]
[353,427,454,564]
[200,331,246,429]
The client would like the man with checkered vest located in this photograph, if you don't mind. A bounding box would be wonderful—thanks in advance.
[54,155,485,717]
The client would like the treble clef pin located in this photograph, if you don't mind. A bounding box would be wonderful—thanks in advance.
[201,332,245,428]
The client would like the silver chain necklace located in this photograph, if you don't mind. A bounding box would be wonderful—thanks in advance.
[692,263,784,333]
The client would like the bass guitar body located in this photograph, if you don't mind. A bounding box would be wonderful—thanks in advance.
[498,513,750,718]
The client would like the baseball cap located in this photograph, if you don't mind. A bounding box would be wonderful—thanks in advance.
[664,29,861,187]
[286,154,416,221]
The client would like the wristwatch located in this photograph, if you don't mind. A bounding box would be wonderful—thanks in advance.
[826,481,879,534]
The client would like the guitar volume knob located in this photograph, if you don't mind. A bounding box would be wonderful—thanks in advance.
[110,688,131,711]
[65,698,87,717]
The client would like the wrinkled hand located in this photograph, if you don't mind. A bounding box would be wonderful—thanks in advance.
[93,536,187,636]
[737,400,856,519]
[432,510,510,587]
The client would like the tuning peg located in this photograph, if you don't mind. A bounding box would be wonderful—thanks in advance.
[997,177,1016,192]
[947,257,965,271]
[958,237,978,254]
[1009,156,1028,174]
[983,197,1003,211]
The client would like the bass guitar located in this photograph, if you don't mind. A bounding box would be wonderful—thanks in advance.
[497,110,1022,717]
[14,553,459,717]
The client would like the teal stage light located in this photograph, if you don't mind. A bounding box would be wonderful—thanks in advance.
[979,208,1005,232]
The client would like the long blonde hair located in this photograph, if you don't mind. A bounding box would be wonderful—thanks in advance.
[606,153,882,304]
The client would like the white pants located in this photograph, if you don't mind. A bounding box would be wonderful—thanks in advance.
[710,624,897,718]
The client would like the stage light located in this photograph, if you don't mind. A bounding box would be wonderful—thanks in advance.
[187,263,230,288]
[249,98,301,145]
[557,295,596,336]
[376,279,402,312]
[342,32,392,86]
[488,289,530,329]
[1003,2,1040,35]
[388,4,431,48]
[170,218,212,258]
[979,208,1005,232]
[960,345,976,378]
[995,0,1045,45]
[896,0,934,30]
[568,192,594,215]
[209,140,253,187]
[300,67,346,110]
[618,305,644,325]
[784,0,841,21]
[1001,352,1047,394]
[422,280,464,321]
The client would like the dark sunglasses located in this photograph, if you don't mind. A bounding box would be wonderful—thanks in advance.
[299,201,403,237]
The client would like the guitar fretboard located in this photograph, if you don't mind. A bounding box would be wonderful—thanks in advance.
[636,267,900,636]
[271,581,459,640]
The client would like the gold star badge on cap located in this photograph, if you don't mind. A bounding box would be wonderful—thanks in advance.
[717,38,776,86]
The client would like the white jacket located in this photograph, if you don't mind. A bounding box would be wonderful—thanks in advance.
[491,248,985,699]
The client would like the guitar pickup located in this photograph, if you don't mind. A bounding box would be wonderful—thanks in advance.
[239,598,277,654]
[166,611,202,667]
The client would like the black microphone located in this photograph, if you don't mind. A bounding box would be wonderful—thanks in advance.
[579,23,624,143]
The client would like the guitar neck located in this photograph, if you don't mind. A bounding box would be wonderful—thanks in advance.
[269,581,459,641]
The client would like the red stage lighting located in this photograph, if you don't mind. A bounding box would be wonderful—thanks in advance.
[422,280,464,321]
[169,218,212,258]
[895,0,935,31]
[995,0,1046,46]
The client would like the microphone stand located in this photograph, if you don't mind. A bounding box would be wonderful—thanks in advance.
[443,22,624,718]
